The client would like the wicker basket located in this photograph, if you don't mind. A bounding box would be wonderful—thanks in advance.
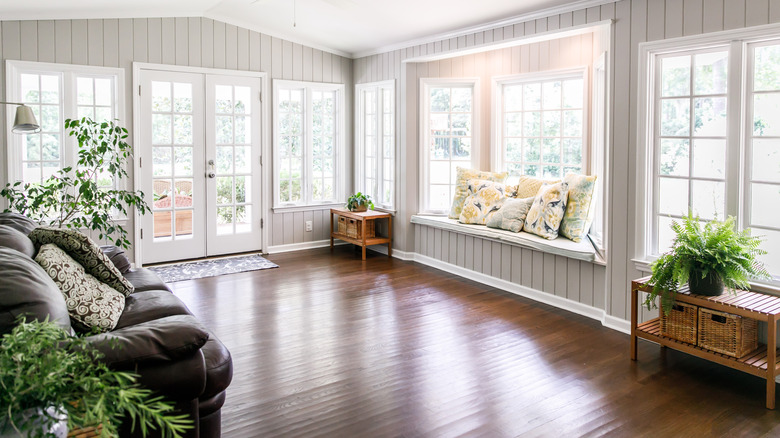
[698,308,758,358]
[337,216,347,235]
[660,301,698,345]
[345,218,375,239]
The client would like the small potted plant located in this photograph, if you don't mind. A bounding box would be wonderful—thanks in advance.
[0,319,192,438]
[346,192,374,212]
[645,212,771,314]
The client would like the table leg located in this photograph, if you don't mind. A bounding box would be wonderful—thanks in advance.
[768,315,776,409]
[630,286,638,361]
[330,211,334,250]
[387,216,393,258]
[361,217,367,261]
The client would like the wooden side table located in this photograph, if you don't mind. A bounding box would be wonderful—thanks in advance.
[330,208,392,260]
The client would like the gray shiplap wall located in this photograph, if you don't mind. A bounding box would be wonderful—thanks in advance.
[353,0,780,322]
[0,17,353,257]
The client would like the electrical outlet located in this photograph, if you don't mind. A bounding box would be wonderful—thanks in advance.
[305,220,313,232]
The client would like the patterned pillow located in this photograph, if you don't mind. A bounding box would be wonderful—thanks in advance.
[458,180,509,225]
[560,173,598,242]
[524,182,569,240]
[514,175,560,199]
[29,227,134,296]
[35,244,125,333]
[486,197,535,232]
[448,167,508,219]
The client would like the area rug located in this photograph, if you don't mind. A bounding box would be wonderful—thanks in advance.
[148,254,278,283]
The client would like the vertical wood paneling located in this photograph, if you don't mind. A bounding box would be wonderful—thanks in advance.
[746,0,770,26]
[225,24,238,70]
[2,21,21,61]
[146,18,162,64]
[457,234,465,267]
[103,19,119,67]
[201,18,214,68]
[303,46,313,81]
[293,212,303,242]
[188,18,202,67]
[260,34,272,74]
[237,27,249,70]
[724,0,747,29]
[665,0,684,38]
[54,21,71,64]
[555,255,567,297]
[20,21,37,61]
[87,20,103,66]
[249,31,261,71]
[293,43,303,80]
[465,235,474,271]
[501,244,511,281]
[703,0,725,33]
[532,251,544,291]
[772,0,780,22]
[543,253,556,293]
[72,20,88,65]
[37,21,55,63]
[175,17,188,66]
[473,238,483,272]
[647,0,666,41]
[580,263,594,306]
[161,18,175,65]
[213,20,226,68]
[683,0,704,35]
[567,259,580,302]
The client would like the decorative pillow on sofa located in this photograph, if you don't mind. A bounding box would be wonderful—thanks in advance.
[29,227,134,296]
[559,173,598,242]
[458,180,509,225]
[448,167,508,219]
[524,182,569,240]
[514,175,560,199]
[0,212,38,236]
[0,225,36,258]
[486,197,535,232]
[35,244,125,333]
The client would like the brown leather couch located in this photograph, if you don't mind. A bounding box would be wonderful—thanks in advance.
[0,213,232,438]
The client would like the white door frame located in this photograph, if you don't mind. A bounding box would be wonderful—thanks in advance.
[132,62,269,266]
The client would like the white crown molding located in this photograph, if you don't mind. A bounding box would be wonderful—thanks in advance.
[351,0,619,59]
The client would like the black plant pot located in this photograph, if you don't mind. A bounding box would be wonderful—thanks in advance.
[688,271,725,296]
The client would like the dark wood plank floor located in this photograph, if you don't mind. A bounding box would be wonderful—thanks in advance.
[169,246,780,437]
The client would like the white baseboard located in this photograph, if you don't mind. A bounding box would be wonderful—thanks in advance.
[266,239,347,254]
[367,245,416,261]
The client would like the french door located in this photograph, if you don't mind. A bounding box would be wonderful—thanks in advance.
[138,69,263,264]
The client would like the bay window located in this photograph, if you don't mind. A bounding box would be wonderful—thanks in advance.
[355,80,395,210]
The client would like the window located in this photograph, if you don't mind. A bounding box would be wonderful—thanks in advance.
[420,78,479,214]
[638,28,780,280]
[355,80,395,210]
[273,80,345,208]
[590,55,609,253]
[5,61,123,186]
[493,69,587,185]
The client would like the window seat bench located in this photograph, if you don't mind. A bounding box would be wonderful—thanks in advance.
[410,215,599,263]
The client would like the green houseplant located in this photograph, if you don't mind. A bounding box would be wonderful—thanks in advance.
[0,319,191,438]
[645,212,772,314]
[0,118,149,250]
[346,192,374,212]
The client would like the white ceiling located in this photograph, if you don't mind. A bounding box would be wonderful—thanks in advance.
[0,0,593,58]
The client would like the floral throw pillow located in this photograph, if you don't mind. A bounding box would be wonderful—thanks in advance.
[486,197,535,232]
[29,227,134,296]
[560,173,598,242]
[35,244,125,333]
[458,180,509,225]
[514,175,560,199]
[448,167,508,219]
[523,182,569,240]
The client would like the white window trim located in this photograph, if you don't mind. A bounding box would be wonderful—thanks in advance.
[590,52,609,257]
[5,60,125,187]
[355,79,396,212]
[490,66,590,178]
[272,79,346,211]
[634,22,780,275]
[419,77,481,215]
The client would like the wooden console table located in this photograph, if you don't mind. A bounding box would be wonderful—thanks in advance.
[330,208,392,260]
[631,276,780,409]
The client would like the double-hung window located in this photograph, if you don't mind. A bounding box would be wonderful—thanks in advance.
[273,80,345,209]
[638,27,780,281]
[355,80,395,210]
[420,78,479,214]
[5,61,123,187]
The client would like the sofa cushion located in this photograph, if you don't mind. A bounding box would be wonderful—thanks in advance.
[524,181,569,240]
[200,335,233,399]
[448,167,507,219]
[0,247,71,335]
[35,244,125,333]
[115,290,192,329]
[559,173,598,242]
[29,227,134,296]
[486,196,535,233]
[0,225,36,257]
[124,268,172,293]
[0,212,38,235]
[100,245,132,274]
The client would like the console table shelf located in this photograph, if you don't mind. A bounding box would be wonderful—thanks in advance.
[330,208,392,260]
[631,277,780,409]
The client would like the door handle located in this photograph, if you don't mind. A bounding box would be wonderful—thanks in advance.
[208,172,216,178]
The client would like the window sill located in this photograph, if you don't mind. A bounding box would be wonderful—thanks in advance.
[272,203,344,214]
[410,215,602,264]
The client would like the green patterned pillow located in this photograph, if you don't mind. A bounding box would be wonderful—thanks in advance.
[486,197,535,232]
[458,180,509,225]
[35,244,125,333]
[524,182,569,240]
[560,173,598,242]
[448,167,508,219]
[29,227,134,296]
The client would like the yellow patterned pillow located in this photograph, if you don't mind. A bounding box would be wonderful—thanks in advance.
[523,182,569,240]
[514,175,560,199]
[448,167,508,219]
[560,173,598,242]
[458,180,509,225]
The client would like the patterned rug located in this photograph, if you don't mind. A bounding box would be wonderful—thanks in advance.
[148,254,279,283]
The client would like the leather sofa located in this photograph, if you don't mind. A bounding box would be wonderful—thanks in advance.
[0,213,232,438]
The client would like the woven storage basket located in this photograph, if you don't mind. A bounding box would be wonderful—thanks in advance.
[698,308,758,358]
[337,216,347,235]
[660,301,698,345]
[345,218,375,239]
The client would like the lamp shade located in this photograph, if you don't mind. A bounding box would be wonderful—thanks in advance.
[12,105,40,134]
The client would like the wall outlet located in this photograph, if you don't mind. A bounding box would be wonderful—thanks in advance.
[305,220,313,232]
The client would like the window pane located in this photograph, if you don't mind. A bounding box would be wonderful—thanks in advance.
[659,139,690,177]
[691,180,725,220]
[430,161,451,184]
[661,55,691,97]
[692,139,725,178]
[235,86,251,114]
[95,78,112,106]
[752,228,780,278]
[21,74,39,103]
[657,216,677,254]
[754,45,780,92]
[152,81,171,112]
[451,88,472,112]
[505,85,522,111]
[563,110,582,137]
[77,77,93,105]
[753,92,780,136]
[694,51,728,95]
[40,75,59,104]
[215,85,232,113]
[750,183,780,228]
[693,97,727,136]
[542,111,561,137]
[153,147,172,177]
[542,138,561,163]
[542,81,562,109]
[523,111,541,137]
[505,113,522,136]
[430,88,450,111]
[562,139,582,165]
[523,83,541,110]
[563,79,583,109]
[658,177,689,216]
[661,98,690,136]
[752,139,780,182]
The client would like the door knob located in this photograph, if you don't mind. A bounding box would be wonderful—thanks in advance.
[208,172,216,178]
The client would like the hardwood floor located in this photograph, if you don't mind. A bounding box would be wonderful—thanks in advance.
[170,246,780,437]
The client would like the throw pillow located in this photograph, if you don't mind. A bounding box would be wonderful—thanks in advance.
[486,197,535,232]
[29,227,134,296]
[0,224,36,258]
[0,212,38,235]
[448,167,508,219]
[560,173,598,242]
[35,244,125,333]
[458,180,509,225]
[514,175,560,199]
[524,182,570,240]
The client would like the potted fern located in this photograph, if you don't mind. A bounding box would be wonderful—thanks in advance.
[645,212,772,314]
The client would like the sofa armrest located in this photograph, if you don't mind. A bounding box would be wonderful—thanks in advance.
[132,350,207,401]
[84,314,209,369]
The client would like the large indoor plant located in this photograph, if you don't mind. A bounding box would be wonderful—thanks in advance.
[0,319,191,438]
[644,212,771,313]
[0,118,149,250]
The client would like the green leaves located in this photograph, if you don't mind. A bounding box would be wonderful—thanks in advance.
[346,192,375,211]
